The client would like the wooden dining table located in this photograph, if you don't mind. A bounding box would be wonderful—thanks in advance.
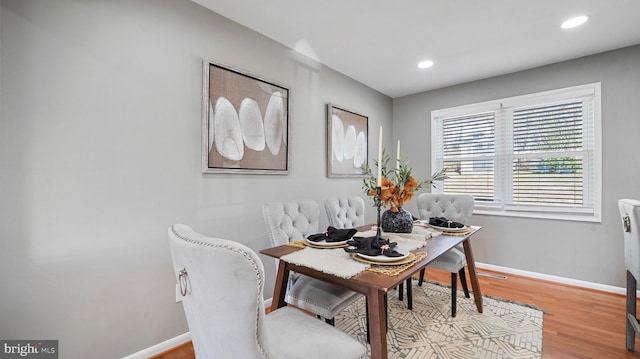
[260,225,483,359]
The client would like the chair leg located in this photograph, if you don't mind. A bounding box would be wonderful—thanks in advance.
[418,268,426,286]
[451,272,458,317]
[365,296,370,343]
[406,278,413,310]
[399,283,404,301]
[459,268,470,298]
[627,270,638,351]
[325,317,335,326]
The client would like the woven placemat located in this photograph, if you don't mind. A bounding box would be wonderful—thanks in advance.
[366,251,427,276]
[442,227,474,236]
[286,240,307,249]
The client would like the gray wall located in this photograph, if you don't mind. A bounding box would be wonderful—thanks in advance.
[0,0,391,357]
[394,45,640,288]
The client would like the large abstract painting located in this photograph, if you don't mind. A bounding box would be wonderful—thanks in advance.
[327,104,368,177]
[202,60,289,174]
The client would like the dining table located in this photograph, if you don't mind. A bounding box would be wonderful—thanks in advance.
[260,225,483,359]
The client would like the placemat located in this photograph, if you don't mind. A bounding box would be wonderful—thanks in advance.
[441,226,474,236]
[365,251,428,276]
[286,240,306,249]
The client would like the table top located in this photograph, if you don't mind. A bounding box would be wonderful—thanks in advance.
[260,226,481,295]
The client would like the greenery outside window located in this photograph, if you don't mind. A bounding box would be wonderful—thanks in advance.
[431,83,601,222]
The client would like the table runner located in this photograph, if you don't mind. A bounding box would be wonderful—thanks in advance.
[280,247,369,278]
[364,226,441,240]
[281,229,430,278]
[354,230,428,252]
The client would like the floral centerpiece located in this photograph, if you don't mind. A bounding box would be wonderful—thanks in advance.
[361,149,447,232]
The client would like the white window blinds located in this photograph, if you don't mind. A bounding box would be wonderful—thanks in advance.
[440,113,495,202]
[432,83,601,222]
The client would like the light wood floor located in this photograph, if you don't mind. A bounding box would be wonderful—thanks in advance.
[152,267,640,358]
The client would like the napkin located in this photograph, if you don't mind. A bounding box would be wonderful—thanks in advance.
[429,216,465,229]
[344,236,404,257]
[307,226,358,242]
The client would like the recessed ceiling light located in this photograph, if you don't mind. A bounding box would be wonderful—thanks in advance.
[418,60,434,69]
[561,15,588,29]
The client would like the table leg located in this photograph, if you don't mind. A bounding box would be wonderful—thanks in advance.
[271,260,290,312]
[462,239,483,313]
[367,287,388,359]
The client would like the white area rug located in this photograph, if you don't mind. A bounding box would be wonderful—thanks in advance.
[335,281,543,358]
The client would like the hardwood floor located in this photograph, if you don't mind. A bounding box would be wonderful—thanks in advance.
[152,267,640,358]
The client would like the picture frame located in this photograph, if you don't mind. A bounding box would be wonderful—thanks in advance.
[327,104,368,177]
[202,59,290,174]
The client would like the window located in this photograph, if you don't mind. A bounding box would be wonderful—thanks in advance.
[431,83,601,222]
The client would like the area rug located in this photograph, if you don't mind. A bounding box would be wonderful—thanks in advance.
[335,281,543,358]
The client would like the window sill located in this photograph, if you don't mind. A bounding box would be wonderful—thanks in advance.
[473,208,601,223]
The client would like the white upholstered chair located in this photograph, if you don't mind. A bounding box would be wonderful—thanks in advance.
[416,193,474,317]
[262,200,362,325]
[619,199,640,352]
[168,224,366,359]
[324,196,366,229]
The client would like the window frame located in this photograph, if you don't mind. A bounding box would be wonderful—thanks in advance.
[431,83,602,222]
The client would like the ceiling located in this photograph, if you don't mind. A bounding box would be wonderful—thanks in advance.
[192,0,640,98]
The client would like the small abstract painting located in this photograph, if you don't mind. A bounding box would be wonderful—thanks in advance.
[202,60,289,174]
[327,104,368,177]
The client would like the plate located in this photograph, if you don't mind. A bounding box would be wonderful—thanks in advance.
[412,220,430,228]
[304,238,348,248]
[350,252,416,266]
[356,249,409,262]
[429,224,469,233]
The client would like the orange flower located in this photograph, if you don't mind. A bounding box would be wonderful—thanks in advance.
[406,177,418,189]
[371,174,421,211]
[362,150,446,212]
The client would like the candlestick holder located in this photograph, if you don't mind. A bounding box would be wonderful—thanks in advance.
[375,186,383,240]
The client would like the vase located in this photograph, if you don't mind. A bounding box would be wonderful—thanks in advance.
[381,207,413,233]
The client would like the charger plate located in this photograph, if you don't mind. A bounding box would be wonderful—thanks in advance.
[304,238,348,248]
[429,224,469,233]
[350,252,416,266]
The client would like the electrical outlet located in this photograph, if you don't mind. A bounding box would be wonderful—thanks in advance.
[175,284,182,303]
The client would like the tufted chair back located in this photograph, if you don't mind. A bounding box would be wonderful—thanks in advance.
[619,199,640,280]
[324,196,365,229]
[416,193,474,225]
[168,224,269,358]
[263,200,320,247]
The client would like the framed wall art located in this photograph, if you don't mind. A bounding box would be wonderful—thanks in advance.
[202,60,290,174]
[327,104,368,177]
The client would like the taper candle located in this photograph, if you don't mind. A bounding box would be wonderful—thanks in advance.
[377,126,382,186]
[396,139,401,171]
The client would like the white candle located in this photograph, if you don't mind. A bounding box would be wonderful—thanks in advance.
[377,126,382,186]
[396,139,401,171]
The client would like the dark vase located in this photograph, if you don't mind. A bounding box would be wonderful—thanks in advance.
[381,207,413,233]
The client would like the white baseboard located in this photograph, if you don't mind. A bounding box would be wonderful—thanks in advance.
[475,262,629,295]
[122,332,191,359]
[126,266,629,358]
